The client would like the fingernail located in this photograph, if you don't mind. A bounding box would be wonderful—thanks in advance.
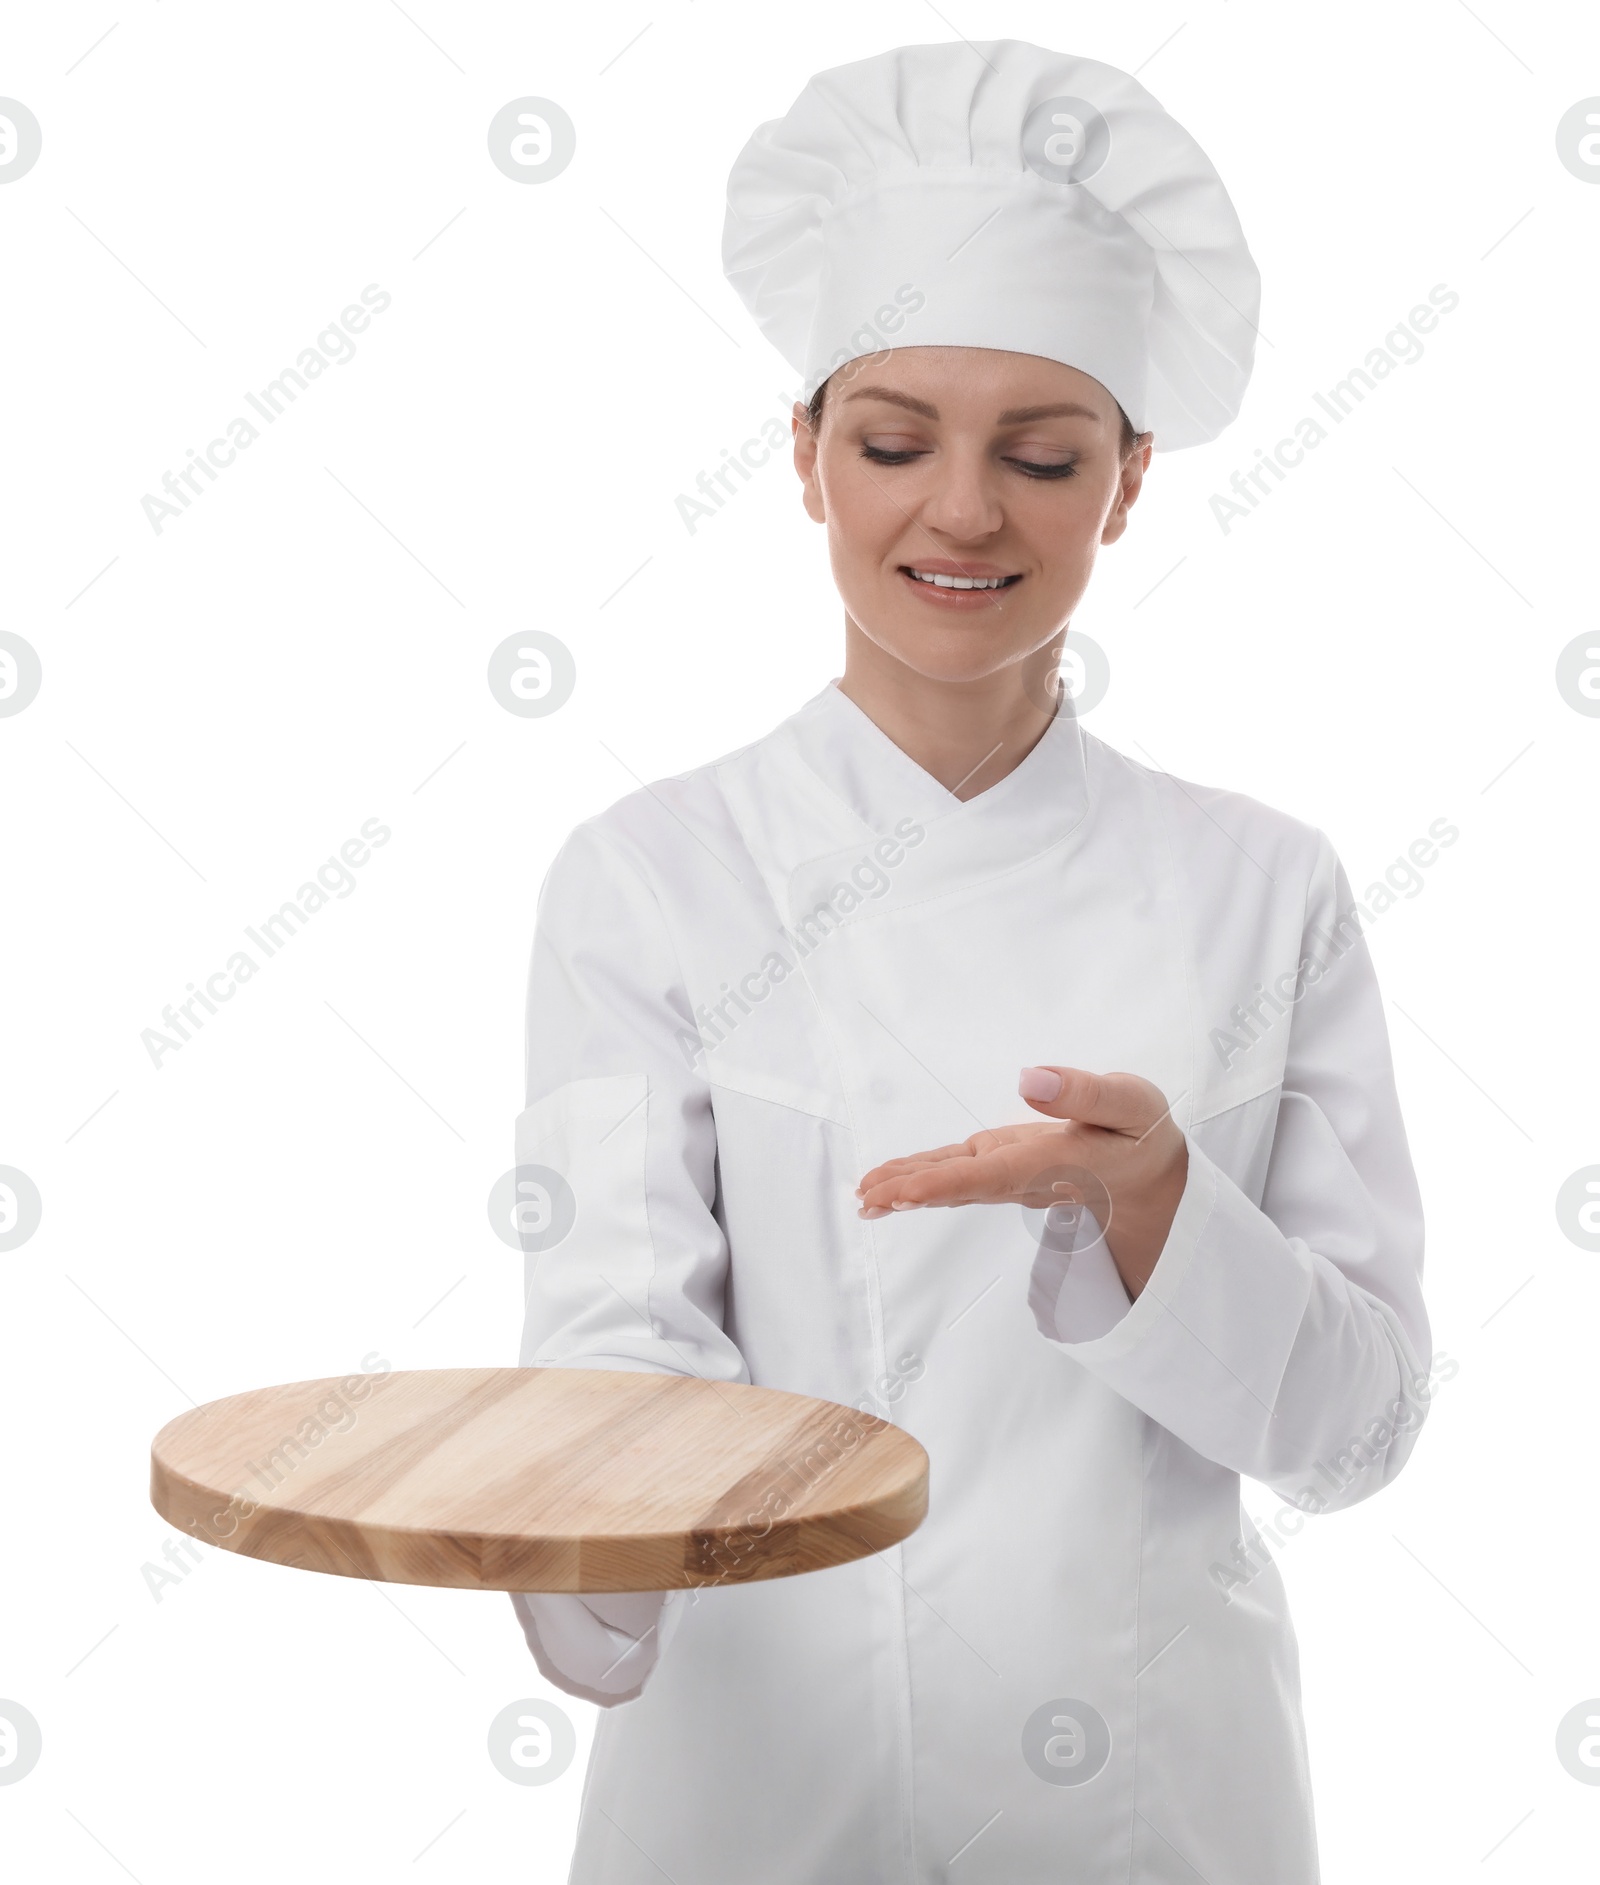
[1019,1066,1062,1101]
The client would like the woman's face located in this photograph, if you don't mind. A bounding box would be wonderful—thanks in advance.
[793,347,1150,685]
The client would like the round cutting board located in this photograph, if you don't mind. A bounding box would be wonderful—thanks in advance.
[150,1366,928,1593]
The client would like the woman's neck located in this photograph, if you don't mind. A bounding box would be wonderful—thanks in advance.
[836,617,1064,801]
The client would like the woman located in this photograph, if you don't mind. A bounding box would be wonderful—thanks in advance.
[510,40,1431,1884]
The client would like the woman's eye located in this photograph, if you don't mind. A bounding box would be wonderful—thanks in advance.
[1006,457,1078,480]
[858,443,1079,479]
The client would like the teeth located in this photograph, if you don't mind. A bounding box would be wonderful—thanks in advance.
[906,569,1014,590]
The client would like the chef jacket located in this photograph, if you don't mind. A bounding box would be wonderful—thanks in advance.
[507,678,1431,1884]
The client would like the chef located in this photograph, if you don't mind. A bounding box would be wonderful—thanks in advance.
[509,39,1431,1884]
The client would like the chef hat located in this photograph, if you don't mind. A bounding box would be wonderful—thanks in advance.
[721,40,1260,449]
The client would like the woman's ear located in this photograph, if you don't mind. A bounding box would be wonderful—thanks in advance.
[792,401,826,523]
[1100,435,1153,546]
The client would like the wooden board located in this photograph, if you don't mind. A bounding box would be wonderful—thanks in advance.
[149,1366,928,1593]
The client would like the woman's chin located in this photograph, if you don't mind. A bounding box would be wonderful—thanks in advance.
[854,619,1052,687]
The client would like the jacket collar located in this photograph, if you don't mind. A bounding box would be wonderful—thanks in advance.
[718,679,1095,926]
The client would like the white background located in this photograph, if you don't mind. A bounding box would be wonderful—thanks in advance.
[2,2,1596,1878]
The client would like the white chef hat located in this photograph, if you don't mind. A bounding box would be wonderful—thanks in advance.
[721,40,1260,449]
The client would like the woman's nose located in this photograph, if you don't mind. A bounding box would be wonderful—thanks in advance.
[916,448,1005,541]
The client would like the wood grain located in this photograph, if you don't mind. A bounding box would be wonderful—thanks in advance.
[149,1366,929,1592]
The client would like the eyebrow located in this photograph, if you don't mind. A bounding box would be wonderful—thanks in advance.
[840,387,1105,425]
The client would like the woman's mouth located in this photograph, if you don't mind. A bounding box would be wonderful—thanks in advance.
[898,565,1024,609]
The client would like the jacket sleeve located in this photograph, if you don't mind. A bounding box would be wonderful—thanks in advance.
[1029,834,1433,1512]
[506,817,747,1702]
[510,1586,692,1708]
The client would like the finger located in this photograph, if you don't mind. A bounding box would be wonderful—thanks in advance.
[855,1142,976,1195]
[1017,1066,1165,1135]
[859,1144,1040,1214]
[858,1158,995,1214]
[856,1130,1014,1193]
[857,1174,987,1216]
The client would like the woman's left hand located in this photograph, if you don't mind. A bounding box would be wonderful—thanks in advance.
[854,1066,1189,1300]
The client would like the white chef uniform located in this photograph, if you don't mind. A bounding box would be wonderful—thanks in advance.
[507,37,1430,1884]
[508,680,1431,1883]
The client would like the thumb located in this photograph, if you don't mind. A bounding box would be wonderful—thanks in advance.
[1018,1066,1164,1134]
